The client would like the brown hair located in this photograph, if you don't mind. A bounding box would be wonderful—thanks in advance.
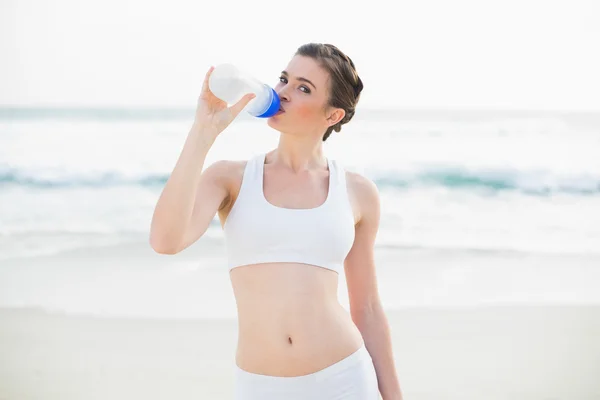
[295,43,364,141]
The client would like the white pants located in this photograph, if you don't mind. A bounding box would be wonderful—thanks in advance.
[233,344,380,400]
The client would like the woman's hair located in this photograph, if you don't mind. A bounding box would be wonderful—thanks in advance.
[295,43,364,141]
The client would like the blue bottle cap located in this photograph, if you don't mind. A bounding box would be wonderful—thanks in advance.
[255,88,281,118]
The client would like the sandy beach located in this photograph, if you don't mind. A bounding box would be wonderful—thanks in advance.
[1,305,599,400]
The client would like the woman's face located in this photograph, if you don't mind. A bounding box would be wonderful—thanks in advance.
[267,55,342,138]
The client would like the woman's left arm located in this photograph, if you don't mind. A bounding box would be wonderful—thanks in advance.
[344,172,404,400]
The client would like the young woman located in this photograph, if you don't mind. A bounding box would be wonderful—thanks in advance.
[150,43,403,400]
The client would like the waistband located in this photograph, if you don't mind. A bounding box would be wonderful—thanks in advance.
[234,343,372,389]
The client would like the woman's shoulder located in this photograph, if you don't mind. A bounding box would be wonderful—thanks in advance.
[343,169,380,223]
[205,158,249,187]
[207,158,248,173]
[343,168,379,197]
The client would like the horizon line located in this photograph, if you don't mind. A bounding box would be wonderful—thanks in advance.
[1,106,600,124]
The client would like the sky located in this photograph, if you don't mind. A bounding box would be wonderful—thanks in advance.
[1,0,599,111]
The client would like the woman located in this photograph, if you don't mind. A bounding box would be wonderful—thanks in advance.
[150,43,404,400]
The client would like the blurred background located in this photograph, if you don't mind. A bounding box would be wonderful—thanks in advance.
[1,0,599,315]
[1,0,599,399]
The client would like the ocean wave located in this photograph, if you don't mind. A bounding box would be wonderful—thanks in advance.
[0,167,167,189]
[1,165,599,196]
[374,167,600,195]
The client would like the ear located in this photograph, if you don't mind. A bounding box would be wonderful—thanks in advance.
[326,108,345,127]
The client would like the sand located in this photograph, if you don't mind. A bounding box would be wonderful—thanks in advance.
[1,305,599,400]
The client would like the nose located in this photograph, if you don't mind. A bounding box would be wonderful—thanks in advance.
[276,86,290,103]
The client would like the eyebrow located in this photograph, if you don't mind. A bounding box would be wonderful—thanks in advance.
[281,70,317,91]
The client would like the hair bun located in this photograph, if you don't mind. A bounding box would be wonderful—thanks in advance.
[354,76,364,99]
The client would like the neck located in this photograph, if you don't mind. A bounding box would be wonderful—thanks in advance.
[270,134,326,173]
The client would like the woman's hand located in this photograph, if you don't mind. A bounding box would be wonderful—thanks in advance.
[193,66,256,138]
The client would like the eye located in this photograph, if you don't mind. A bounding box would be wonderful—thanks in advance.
[278,76,311,94]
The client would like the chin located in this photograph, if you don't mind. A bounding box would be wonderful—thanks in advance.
[267,117,281,129]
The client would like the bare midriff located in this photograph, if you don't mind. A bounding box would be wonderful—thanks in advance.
[229,262,365,377]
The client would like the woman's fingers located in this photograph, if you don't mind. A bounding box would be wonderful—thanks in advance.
[201,66,215,94]
[228,93,256,118]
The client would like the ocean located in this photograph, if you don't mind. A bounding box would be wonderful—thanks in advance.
[1,107,599,318]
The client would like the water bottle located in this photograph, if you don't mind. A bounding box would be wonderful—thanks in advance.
[208,63,280,118]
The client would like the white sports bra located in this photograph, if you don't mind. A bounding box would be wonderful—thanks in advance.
[223,152,356,274]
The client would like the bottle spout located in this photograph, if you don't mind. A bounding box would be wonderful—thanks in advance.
[253,87,280,118]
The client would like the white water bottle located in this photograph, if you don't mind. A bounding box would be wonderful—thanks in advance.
[208,63,280,118]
